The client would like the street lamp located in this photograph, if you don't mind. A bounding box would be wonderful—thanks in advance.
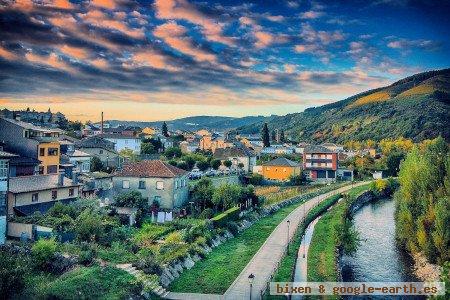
[248,273,255,300]
[287,220,290,254]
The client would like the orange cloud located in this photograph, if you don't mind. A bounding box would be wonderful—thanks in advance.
[90,0,116,9]
[0,46,19,60]
[59,45,89,60]
[25,52,76,73]
[90,58,108,69]
[154,0,234,46]
[124,49,178,72]
[154,22,216,63]
[254,31,274,48]
[53,0,74,9]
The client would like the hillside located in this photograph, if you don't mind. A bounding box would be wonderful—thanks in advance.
[101,115,266,132]
[239,69,450,142]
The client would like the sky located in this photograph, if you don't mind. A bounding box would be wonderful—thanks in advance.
[0,0,449,122]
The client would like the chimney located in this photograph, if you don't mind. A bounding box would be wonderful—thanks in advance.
[58,172,64,186]
[101,112,104,134]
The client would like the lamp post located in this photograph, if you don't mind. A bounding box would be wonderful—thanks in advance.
[248,273,255,300]
[287,220,290,254]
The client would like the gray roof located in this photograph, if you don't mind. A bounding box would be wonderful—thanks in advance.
[76,136,116,152]
[1,117,61,133]
[98,133,139,140]
[262,157,300,167]
[9,174,80,194]
[303,145,335,154]
[214,147,255,159]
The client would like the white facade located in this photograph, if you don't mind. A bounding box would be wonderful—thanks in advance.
[0,159,9,245]
[104,137,141,153]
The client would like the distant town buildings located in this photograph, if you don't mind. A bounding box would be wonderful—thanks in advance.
[303,145,338,182]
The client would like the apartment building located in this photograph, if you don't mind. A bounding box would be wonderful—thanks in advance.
[0,118,61,175]
[0,150,16,244]
[303,145,338,182]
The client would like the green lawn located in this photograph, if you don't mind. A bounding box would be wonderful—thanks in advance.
[169,199,308,294]
[307,184,370,282]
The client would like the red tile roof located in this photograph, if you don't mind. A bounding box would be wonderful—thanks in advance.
[115,160,188,178]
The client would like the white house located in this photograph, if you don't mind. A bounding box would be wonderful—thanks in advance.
[1,150,16,244]
[99,134,141,154]
[213,147,256,173]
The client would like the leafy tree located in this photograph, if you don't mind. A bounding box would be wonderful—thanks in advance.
[191,178,214,210]
[90,156,104,172]
[289,174,304,186]
[237,162,245,170]
[32,238,58,270]
[261,123,270,147]
[168,159,177,166]
[280,130,285,142]
[183,155,196,170]
[249,173,264,185]
[162,121,169,137]
[164,147,182,159]
[114,191,148,210]
[197,160,209,171]
[177,161,188,170]
[386,151,405,176]
[223,160,232,168]
[75,209,104,242]
[210,159,221,170]
[119,149,139,162]
[271,130,276,141]
[141,142,156,154]
[0,250,29,299]
[212,184,242,211]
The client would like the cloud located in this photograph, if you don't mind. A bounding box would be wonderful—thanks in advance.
[254,31,274,48]
[90,0,117,9]
[387,38,442,51]
[154,21,217,63]
[300,10,325,19]
[25,51,76,73]
[0,46,19,60]
[153,0,234,46]
[58,45,90,60]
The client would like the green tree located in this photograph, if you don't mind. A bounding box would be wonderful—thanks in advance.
[280,130,285,142]
[75,209,104,242]
[90,156,104,172]
[191,178,214,210]
[261,123,270,147]
[183,155,196,170]
[177,161,188,170]
[386,151,405,176]
[223,160,232,168]
[114,191,148,210]
[197,160,209,171]
[141,142,156,154]
[212,184,242,211]
[32,238,58,270]
[271,130,276,141]
[162,121,169,137]
[0,250,29,299]
[164,147,182,159]
[210,159,221,170]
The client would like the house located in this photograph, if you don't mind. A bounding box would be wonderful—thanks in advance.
[213,147,256,173]
[113,160,189,210]
[180,140,199,154]
[61,150,92,174]
[99,134,141,154]
[260,145,295,155]
[261,157,301,181]
[1,150,16,244]
[303,145,338,182]
[76,136,123,168]
[321,143,344,153]
[7,173,81,216]
[78,171,113,198]
[0,118,61,175]
[142,127,157,137]
[199,134,233,153]
[337,168,354,181]
[295,142,310,154]
[8,155,40,177]
[82,123,101,137]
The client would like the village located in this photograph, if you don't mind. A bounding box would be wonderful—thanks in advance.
[0,108,408,298]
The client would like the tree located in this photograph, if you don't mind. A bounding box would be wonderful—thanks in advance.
[119,149,139,162]
[90,156,104,172]
[141,142,156,154]
[197,160,209,171]
[271,130,276,141]
[177,161,188,170]
[75,209,104,242]
[212,184,242,211]
[261,123,270,147]
[183,155,196,170]
[280,130,285,143]
[162,121,169,137]
[289,174,304,185]
[164,147,182,159]
[0,250,29,299]
[191,178,214,210]
[210,159,221,170]
[114,191,148,210]
[32,238,57,270]
[386,151,405,176]
[223,160,232,168]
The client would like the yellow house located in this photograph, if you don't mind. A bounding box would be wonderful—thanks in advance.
[38,141,60,174]
[142,127,157,136]
[262,157,301,181]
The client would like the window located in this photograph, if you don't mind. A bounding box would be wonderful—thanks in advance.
[122,180,130,189]
[99,150,103,154]
[175,180,178,189]
[51,190,57,200]
[0,160,8,178]
[156,181,164,190]
[47,165,58,174]
[139,180,146,189]
[69,188,74,197]
[39,148,45,156]
[48,148,59,156]
[183,179,186,187]
[283,168,287,172]
[32,193,39,202]
[154,195,161,203]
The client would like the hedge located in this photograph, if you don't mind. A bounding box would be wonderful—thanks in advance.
[211,206,240,227]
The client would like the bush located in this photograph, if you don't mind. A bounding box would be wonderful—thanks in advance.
[289,174,305,186]
[32,238,57,270]
[198,208,214,219]
[0,248,30,299]
[114,191,148,210]
[249,174,264,185]
[211,206,240,227]
[226,221,239,235]
[75,209,104,242]
[78,250,95,266]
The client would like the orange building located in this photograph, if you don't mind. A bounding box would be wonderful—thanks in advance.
[199,134,232,153]
[262,157,301,181]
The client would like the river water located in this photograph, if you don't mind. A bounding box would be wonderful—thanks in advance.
[341,198,422,299]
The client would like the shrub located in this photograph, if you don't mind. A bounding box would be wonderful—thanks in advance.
[114,191,148,210]
[78,250,95,266]
[249,173,264,185]
[289,174,305,186]
[0,248,30,299]
[32,238,57,270]
[211,206,240,227]
[165,231,183,244]
[75,209,104,242]
[226,221,239,235]
[198,208,214,219]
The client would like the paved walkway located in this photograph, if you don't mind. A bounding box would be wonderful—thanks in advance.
[167,182,367,300]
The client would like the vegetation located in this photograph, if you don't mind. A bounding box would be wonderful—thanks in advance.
[262,122,270,147]
[395,136,449,264]
[308,184,370,281]
[162,121,169,137]
[211,206,240,226]
[239,69,450,143]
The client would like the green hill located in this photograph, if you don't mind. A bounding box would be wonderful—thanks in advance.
[239,68,450,142]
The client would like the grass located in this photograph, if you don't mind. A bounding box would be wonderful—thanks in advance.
[169,199,308,294]
[307,184,370,282]
[264,194,341,300]
[348,91,391,108]
[42,266,140,300]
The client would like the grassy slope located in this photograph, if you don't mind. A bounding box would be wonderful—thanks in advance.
[307,184,370,282]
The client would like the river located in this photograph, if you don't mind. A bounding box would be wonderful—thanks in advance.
[341,197,422,299]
